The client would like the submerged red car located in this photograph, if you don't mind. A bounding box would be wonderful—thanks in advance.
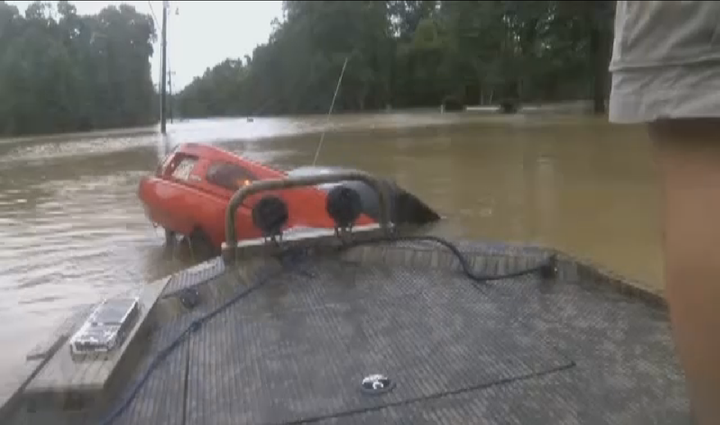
[138,143,440,257]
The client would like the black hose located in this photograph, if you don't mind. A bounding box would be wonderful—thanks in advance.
[343,234,557,284]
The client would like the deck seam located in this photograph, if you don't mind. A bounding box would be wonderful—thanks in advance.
[181,342,190,425]
[273,362,576,425]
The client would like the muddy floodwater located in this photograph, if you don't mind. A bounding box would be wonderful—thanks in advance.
[0,111,661,388]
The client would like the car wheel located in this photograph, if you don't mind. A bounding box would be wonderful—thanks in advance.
[187,228,218,262]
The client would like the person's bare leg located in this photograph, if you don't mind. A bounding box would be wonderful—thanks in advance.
[650,118,720,424]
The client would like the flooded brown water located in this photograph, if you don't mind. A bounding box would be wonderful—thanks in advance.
[0,111,661,386]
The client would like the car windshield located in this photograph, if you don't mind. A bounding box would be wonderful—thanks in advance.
[206,162,256,191]
[287,167,349,191]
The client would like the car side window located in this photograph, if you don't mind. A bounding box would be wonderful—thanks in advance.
[170,156,198,181]
[206,162,256,191]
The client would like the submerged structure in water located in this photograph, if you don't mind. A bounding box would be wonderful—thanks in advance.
[2,171,690,425]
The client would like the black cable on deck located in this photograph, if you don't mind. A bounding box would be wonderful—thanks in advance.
[343,234,557,284]
[97,235,556,425]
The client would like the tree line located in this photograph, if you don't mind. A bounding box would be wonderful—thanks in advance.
[176,1,615,119]
[0,1,614,137]
[0,1,156,137]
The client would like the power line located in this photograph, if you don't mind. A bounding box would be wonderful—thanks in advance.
[148,1,164,93]
[169,71,176,123]
[160,0,168,134]
[147,1,159,29]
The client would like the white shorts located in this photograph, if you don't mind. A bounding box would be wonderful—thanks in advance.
[609,1,720,124]
[609,64,720,124]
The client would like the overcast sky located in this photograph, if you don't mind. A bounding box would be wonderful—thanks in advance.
[8,1,283,90]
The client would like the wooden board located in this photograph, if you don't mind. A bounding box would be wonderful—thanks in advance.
[23,277,170,396]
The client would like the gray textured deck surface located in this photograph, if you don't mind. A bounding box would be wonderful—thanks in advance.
[161,257,226,297]
[10,242,690,425]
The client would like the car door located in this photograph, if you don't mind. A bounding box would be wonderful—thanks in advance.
[155,153,205,235]
[201,161,264,245]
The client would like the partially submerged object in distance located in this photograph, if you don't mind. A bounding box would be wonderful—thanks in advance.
[138,143,440,258]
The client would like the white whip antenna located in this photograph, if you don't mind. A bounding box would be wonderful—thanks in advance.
[311,56,349,166]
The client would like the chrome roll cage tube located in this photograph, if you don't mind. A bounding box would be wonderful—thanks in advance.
[221,171,393,264]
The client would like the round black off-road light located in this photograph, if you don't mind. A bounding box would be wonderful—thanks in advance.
[326,185,362,229]
[252,195,289,237]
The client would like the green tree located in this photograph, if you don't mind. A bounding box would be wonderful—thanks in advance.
[177,1,615,118]
[178,1,613,117]
[2,0,617,134]
[0,1,157,136]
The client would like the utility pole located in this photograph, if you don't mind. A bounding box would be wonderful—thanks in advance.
[168,70,176,123]
[160,1,168,134]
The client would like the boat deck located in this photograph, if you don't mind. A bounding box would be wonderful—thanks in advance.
[7,240,691,425]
